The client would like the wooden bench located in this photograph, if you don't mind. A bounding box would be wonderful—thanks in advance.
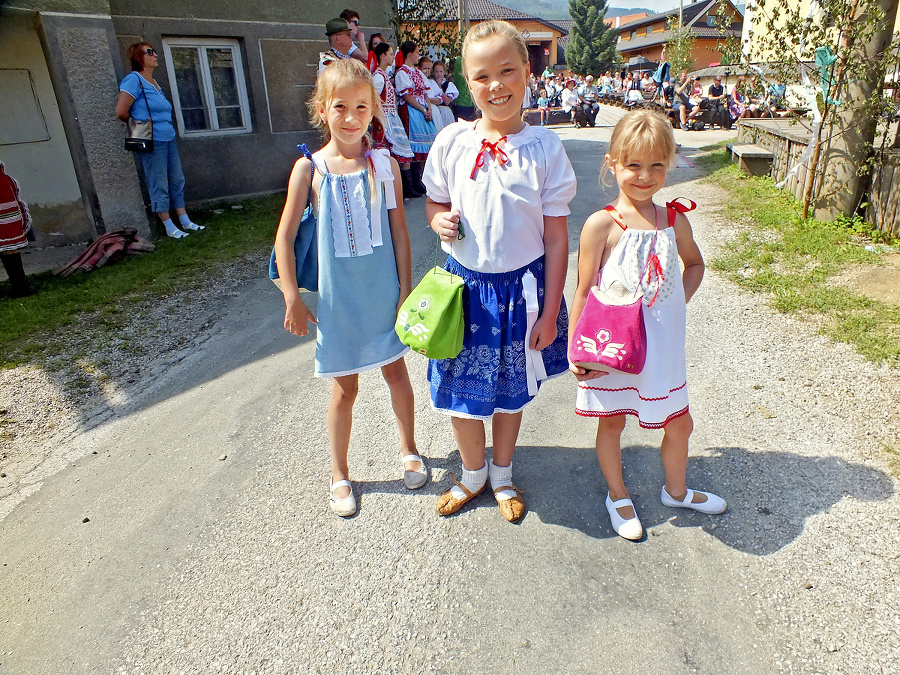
[522,107,576,126]
[727,143,774,177]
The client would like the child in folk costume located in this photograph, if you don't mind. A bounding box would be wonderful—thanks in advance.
[370,42,418,198]
[0,162,36,298]
[424,21,576,523]
[418,55,449,134]
[429,60,459,128]
[395,40,436,195]
[273,59,426,517]
[569,109,726,541]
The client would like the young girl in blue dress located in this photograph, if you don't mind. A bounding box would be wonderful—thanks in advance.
[569,109,726,540]
[274,59,426,517]
[423,20,577,522]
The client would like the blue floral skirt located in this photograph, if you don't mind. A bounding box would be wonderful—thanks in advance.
[428,256,569,419]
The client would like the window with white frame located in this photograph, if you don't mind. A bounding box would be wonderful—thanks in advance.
[162,38,252,136]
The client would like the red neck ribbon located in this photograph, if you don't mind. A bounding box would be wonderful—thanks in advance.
[470,137,509,180]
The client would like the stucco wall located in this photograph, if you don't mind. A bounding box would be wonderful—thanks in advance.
[110,7,394,204]
[40,12,150,238]
[0,9,92,245]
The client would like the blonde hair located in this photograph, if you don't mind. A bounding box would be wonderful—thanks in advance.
[461,20,528,79]
[600,109,677,186]
[308,59,384,142]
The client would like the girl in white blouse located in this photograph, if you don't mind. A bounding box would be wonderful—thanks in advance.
[423,20,576,523]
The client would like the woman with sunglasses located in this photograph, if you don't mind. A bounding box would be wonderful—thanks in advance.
[115,42,203,239]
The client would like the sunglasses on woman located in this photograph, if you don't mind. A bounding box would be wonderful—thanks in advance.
[145,48,156,56]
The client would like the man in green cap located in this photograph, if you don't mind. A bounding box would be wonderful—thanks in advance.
[318,17,367,75]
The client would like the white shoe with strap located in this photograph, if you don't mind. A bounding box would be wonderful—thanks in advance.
[330,479,356,517]
[402,454,428,490]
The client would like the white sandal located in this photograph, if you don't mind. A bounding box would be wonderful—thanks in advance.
[330,479,356,517]
[402,454,428,490]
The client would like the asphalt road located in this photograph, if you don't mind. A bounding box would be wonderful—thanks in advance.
[2,118,897,674]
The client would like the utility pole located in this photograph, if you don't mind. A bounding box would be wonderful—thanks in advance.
[813,0,900,220]
[459,0,470,34]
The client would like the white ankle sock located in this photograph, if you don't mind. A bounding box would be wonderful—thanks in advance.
[450,463,487,500]
[490,461,516,501]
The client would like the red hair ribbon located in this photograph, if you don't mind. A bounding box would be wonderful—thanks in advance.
[470,136,509,180]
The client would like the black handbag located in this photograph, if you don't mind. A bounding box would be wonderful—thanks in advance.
[125,76,153,153]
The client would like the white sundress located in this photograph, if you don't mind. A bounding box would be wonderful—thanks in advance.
[575,205,690,428]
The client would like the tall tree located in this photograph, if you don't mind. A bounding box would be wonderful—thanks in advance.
[566,0,617,75]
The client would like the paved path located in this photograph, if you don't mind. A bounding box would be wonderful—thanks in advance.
[2,116,898,674]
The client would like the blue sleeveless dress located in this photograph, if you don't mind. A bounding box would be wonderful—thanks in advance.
[311,153,409,377]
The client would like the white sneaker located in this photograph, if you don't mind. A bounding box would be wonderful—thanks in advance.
[660,486,727,514]
[605,493,643,540]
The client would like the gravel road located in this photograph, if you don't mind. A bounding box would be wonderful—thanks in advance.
[1,122,898,674]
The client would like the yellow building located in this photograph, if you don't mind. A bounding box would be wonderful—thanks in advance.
[741,0,900,63]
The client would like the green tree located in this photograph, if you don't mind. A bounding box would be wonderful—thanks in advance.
[566,0,617,75]
[664,16,695,74]
[392,0,465,61]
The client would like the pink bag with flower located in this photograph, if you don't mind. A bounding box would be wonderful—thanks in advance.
[569,200,695,375]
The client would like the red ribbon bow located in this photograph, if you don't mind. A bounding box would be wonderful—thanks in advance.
[470,137,509,180]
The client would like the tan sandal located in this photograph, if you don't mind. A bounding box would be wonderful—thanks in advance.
[493,484,526,523]
[436,473,486,516]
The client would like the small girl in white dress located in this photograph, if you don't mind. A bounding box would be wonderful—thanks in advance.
[569,109,726,540]
[429,60,459,130]
[424,21,577,523]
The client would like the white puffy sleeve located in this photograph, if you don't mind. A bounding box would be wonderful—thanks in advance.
[445,81,459,101]
[394,68,413,98]
[372,71,386,96]
[539,132,577,217]
[422,126,453,204]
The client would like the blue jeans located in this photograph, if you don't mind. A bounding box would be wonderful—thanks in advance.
[139,139,186,213]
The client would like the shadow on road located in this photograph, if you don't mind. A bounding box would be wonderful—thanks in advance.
[378,444,896,555]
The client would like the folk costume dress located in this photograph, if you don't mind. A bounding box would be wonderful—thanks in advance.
[372,67,414,163]
[423,121,577,419]
[394,65,436,160]
[0,162,31,252]
[575,200,696,428]
[310,148,409,377]
[426,78,456,132]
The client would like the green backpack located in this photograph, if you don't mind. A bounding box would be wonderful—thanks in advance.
[395,266,465,359]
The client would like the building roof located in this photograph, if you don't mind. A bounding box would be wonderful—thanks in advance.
[617,24,742,53]
[555,19,574,51]
[433,0,568,34]
[605,12,649,27]
[618,0,727,31]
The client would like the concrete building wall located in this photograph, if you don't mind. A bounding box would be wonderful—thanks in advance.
[110,5,394,204]
[0,10,91,246]
[39,11,150,238]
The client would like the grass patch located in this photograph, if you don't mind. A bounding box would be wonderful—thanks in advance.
[701,149,900,365]
[0,194,283,367]
[885,446,900,478]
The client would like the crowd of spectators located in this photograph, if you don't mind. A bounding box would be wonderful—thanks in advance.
[522,67,793,131]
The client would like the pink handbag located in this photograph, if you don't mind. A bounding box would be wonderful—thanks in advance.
[569,280,647,374]
[568,199,696,374]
